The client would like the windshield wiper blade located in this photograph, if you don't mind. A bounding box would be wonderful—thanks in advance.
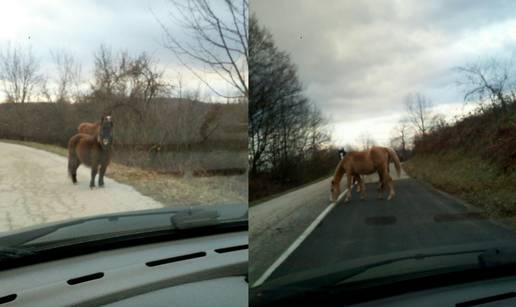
[479,246,516,268]
[0,247,37,261]
[332,249,487,285]
[259,248,487,295]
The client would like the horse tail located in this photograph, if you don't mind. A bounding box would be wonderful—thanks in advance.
[67,135,80,177]
[386,147,401,177]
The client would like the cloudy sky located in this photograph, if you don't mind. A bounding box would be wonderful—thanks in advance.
[252,0,516,146]
[0,0,238,101]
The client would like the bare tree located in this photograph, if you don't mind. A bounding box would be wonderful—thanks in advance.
[249,15,329,177]
[42,49,82,103]
[157,0,248,99]
[405,92,433,136]
[390,119,410,158]
[357,132,376,150]
[429,113,447,132]
[456,58,513,114]
[0,44,42,103]
[91,45,170,105]
[176,72,184,98]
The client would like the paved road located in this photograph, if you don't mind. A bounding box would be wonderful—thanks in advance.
[249,177,332,284]
[250,169,516,285]
[0,142,163,232]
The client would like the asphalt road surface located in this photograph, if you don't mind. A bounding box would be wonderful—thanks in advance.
[250,170,516,286]
[0,142,163,232]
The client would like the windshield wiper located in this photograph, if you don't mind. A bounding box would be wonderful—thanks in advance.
[255,248,487,299]
[252,247,516,307]
[333,248,487,285]
[479,246,516,268]
[0,247,37,261]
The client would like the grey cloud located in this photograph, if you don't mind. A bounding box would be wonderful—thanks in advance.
[252,0,516,136]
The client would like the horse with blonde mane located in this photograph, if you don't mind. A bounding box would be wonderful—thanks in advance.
[330,146,401,203]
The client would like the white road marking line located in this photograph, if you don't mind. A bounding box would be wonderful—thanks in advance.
[251,187,350,288]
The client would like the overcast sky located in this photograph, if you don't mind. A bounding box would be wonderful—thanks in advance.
[0,0,236,101]
[252,0,516,146]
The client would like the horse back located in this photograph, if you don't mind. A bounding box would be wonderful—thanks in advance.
[78,122,100,135]
[346,151,375,174]
[69,133,99,167]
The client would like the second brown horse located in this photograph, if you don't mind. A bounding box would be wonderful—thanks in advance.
[68,115,114,188]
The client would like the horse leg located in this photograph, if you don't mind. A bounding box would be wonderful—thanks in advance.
[90,163,98,189]
[354,175,361,193]
[377,171,384,199]
[344,173,353,203]
[68,156,80,184]
[356,175,366,200]
[386,172,395,200]
[98,163,107,187]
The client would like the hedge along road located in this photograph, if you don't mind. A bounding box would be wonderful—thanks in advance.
[0,141,163,232]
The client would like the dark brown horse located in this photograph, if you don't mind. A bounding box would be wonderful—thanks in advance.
[68,115,114,188]
[77,121,100,135]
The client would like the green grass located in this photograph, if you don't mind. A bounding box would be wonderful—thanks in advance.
[404,150,516,218]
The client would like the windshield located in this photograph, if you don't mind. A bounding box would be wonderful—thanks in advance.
[249,0,516,300]
[0,0,248,264]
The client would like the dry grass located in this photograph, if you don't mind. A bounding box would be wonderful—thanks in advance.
[404,151,516,219]
[1,139,248,207]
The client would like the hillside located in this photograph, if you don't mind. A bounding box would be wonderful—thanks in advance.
[404,102,516,219]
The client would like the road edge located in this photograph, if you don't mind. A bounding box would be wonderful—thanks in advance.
[251,188,349,288]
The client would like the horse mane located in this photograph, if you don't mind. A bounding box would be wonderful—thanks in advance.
[332,156,347,186]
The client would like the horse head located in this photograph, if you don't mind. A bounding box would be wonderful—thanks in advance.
[330,179,340,202]
[97,115,114,149]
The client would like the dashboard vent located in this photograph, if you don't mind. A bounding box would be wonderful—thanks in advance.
[0,294,16,304]
[215,244,248,254]
[67,272,104,285]
[146,251,207,267]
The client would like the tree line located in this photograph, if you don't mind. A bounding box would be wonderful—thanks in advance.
[249,16,333,200]
[389,55,516,160]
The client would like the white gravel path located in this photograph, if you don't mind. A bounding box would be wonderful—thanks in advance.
[0,142,163,232]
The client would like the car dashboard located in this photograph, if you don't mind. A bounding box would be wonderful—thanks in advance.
[0,231,248,306]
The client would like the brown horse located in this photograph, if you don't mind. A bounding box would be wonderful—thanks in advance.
[68,115,114,189]
[330,146,401,203]
[78,121,100,135]
[338,148,363,192]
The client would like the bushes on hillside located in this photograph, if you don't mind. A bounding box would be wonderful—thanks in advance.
[413,101,516,173]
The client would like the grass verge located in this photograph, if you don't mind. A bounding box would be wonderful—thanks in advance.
[1,139,247,207]
[404,150,516,219]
